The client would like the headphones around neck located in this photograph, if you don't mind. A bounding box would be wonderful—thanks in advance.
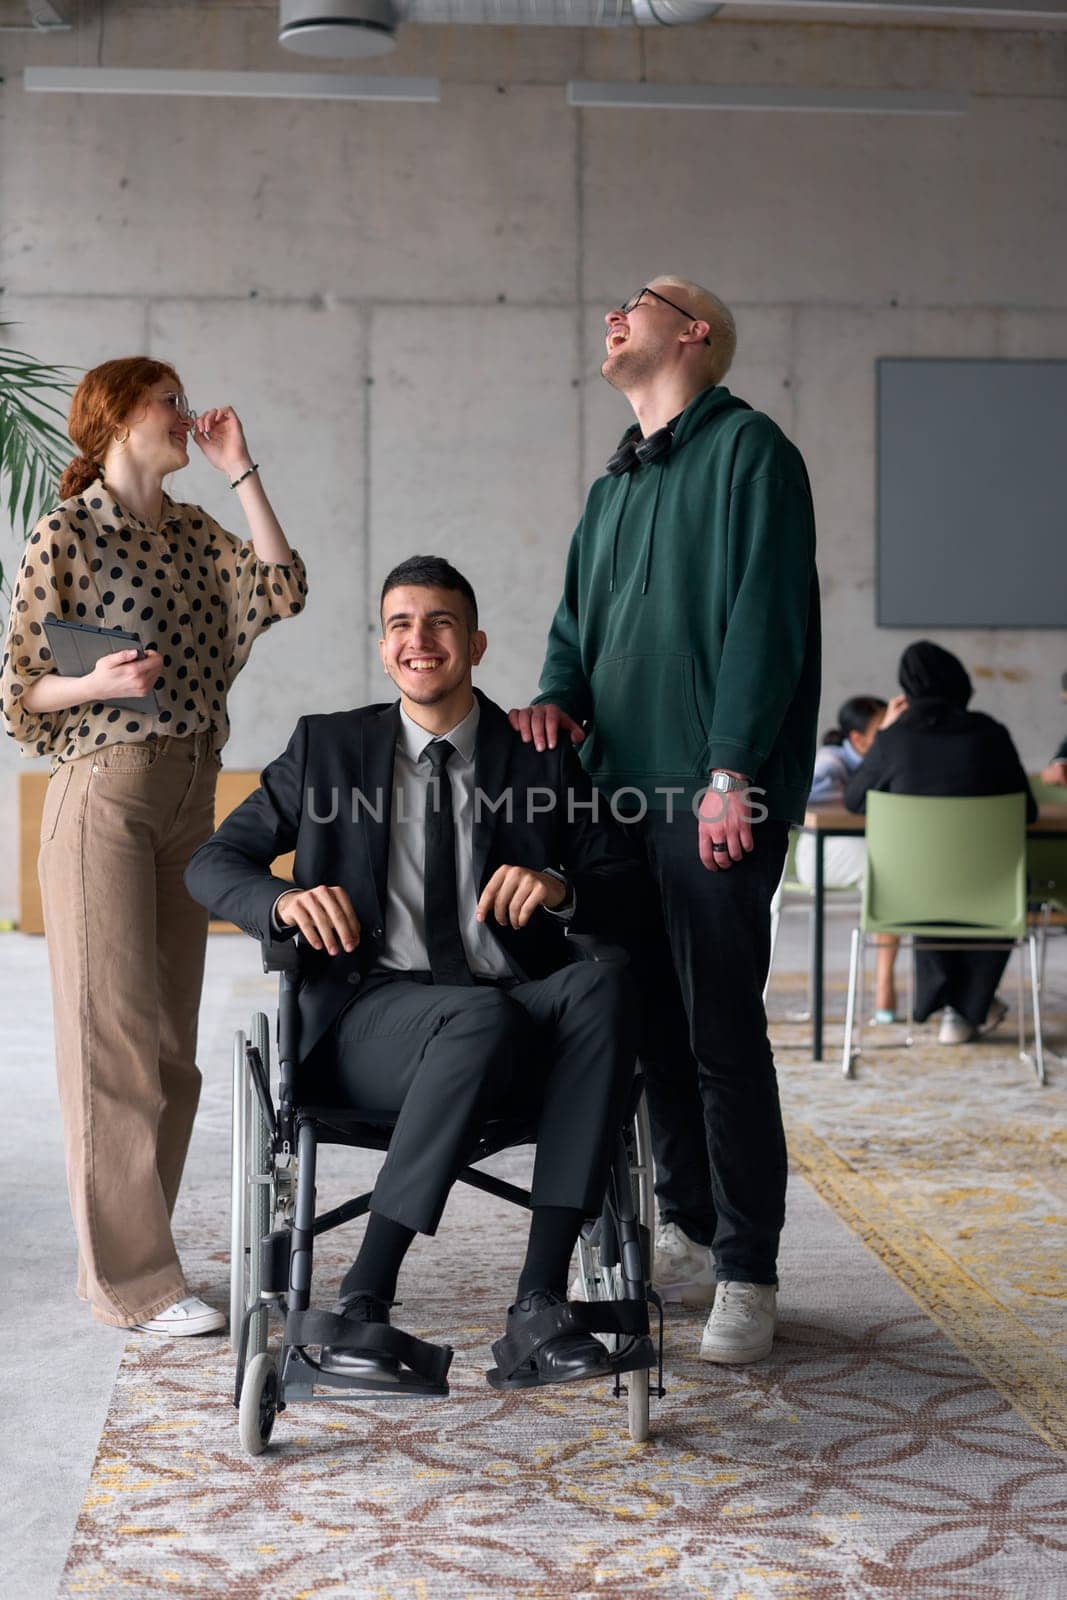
[605,423,675,477]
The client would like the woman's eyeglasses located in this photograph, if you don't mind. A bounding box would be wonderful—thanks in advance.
[158,392,196,424]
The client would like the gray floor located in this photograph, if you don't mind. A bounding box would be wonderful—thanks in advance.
[2,905,1061,1600]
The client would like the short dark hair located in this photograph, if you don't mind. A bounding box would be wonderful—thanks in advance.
[379,555,478,630]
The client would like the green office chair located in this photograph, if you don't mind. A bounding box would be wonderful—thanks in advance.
[841,792,1044,1084]
[764,827,861,1012]
[1026,776,1067,995]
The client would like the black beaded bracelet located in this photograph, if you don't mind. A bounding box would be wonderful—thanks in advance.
[230,462,259,490]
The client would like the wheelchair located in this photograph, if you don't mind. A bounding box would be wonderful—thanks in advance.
[230,935,665,1455]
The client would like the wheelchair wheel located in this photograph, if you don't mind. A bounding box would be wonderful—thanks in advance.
[575,1091,655,1444]
[238,1352,279,1456]
[229,1014,273,1357]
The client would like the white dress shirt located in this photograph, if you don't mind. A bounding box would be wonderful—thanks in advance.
[377,699,516,977]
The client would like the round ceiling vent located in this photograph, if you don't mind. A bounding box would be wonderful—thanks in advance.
[279,0,399,59]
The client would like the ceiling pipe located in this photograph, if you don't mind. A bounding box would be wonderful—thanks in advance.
[631,1,724,22]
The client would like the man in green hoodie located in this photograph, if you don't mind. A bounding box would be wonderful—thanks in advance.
[510,277,820,1366]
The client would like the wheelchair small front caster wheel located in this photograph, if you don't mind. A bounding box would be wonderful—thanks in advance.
[628,1366,649,1444]
[239,1352,279,1455]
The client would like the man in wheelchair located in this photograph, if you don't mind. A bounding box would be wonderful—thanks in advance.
[186,555,642,1391]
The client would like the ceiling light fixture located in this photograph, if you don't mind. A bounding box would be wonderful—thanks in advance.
[566,81,969,115]
[22,67,440,103]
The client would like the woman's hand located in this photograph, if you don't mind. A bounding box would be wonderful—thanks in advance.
[191,406,253,478]
[879,693,908,730]
[86,648,162,700]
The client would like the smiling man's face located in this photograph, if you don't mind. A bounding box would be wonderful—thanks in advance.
[378,583,486,725]
[602,280,710,391]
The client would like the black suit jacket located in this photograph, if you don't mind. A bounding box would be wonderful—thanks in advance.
[185,689,638,1061]
[843,700,1037,823]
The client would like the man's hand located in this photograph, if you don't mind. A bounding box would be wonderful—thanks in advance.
[1040,758,1067,787]
[879,693,908,730]
[698,781,755,872]
[476,865,567,928]
[507,703,585,752]
[275,884,360,955]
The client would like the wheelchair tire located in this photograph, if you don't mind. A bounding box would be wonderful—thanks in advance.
[229,1017,273,1358]
[238,1352,278,1456]
[575,1091,654,1444]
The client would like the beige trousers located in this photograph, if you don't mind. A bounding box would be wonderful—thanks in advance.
[38,733,219,1326]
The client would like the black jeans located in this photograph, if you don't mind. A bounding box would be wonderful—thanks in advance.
[627,810,790,1285]
[302,962,635,1236]
[913,942,1010,1027]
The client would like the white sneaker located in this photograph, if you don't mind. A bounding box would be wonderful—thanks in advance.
[699,1281,777,1365]
[133,1296,226,1336]
[939,1006,977,1045]
[979,996,1008,1037]
[653,1221,716,1306]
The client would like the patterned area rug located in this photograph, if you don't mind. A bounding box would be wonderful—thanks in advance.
[770,971,1067,1451]
[59,965,1067,1599]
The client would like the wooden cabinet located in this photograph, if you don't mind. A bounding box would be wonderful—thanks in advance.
[18,770,292,935]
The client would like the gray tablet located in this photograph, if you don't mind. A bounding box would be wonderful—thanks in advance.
[43,619,161,714]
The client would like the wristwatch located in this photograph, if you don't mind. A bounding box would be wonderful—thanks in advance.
[709,770,749,794]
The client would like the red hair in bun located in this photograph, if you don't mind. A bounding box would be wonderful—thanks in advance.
[58,356,181,500]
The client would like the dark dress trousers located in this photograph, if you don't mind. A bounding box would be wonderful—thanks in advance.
[185,690,639,1233]
[844,700,1037,1025]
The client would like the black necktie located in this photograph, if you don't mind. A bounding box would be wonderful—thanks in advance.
[423,739,474,986]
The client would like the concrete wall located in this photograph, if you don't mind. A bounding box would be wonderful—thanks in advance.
[1,3,1065,917]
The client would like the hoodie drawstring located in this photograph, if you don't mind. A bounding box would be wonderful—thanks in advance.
[608,473,632,594]
[641,463,666,595]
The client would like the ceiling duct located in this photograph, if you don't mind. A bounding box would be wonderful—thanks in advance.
[279,0,400,58]
[277,1,723,52]
[631,1,723,20]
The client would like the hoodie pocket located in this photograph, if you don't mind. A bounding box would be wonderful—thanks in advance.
[587,653,708,777]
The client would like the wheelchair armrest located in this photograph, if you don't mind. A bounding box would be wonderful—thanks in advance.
[565,931,630,966]
[261,935,302,976]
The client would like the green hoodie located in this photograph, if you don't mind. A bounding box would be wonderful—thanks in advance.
[535,384,821,822]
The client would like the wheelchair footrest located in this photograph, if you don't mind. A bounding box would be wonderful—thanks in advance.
[486,1299,653,1391]
[285,1307,453,1391]
[282,1346,450,1399]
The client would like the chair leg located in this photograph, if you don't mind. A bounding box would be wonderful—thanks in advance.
[1037,903,1051,996]
[1015,940,1026,1059]
[905,939,916,1048]
[842,928,861,1079]
[1027,933,1046,1086]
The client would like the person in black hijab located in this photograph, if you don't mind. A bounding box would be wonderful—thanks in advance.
[844,641,1036,1045]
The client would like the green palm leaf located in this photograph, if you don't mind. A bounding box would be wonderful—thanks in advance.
[0,325,77,595]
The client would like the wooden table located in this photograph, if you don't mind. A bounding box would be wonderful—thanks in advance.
[800,800,1067,1062]
[18,769,293,935]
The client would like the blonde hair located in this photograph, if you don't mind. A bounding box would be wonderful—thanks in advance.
[652,277,737,385]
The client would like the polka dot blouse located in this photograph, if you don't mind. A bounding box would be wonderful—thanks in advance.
[0,478,308,765]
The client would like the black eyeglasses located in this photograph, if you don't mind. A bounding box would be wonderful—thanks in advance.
[620,287,711,345]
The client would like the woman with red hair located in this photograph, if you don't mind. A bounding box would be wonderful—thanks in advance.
[0,357,308,1335]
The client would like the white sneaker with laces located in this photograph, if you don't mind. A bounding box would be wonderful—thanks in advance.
[699,1281,777,1365]
[979,996,1008,1037]
[938,1006,977,1045]
[653,1221,716,1306]
[133,1296,226,1336]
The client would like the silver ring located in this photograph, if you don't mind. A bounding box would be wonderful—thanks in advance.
[711,841,730,853]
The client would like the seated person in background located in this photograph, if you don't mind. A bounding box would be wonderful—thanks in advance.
[844,640,1036,1046]
[1038,672,1066,786]
[186,556,639,1388]
[1042,743,1067,787]
[795,695,899,1022]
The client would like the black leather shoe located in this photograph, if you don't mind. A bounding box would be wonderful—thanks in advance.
[320,1290,399,1381]
[507,1290,611,1384]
